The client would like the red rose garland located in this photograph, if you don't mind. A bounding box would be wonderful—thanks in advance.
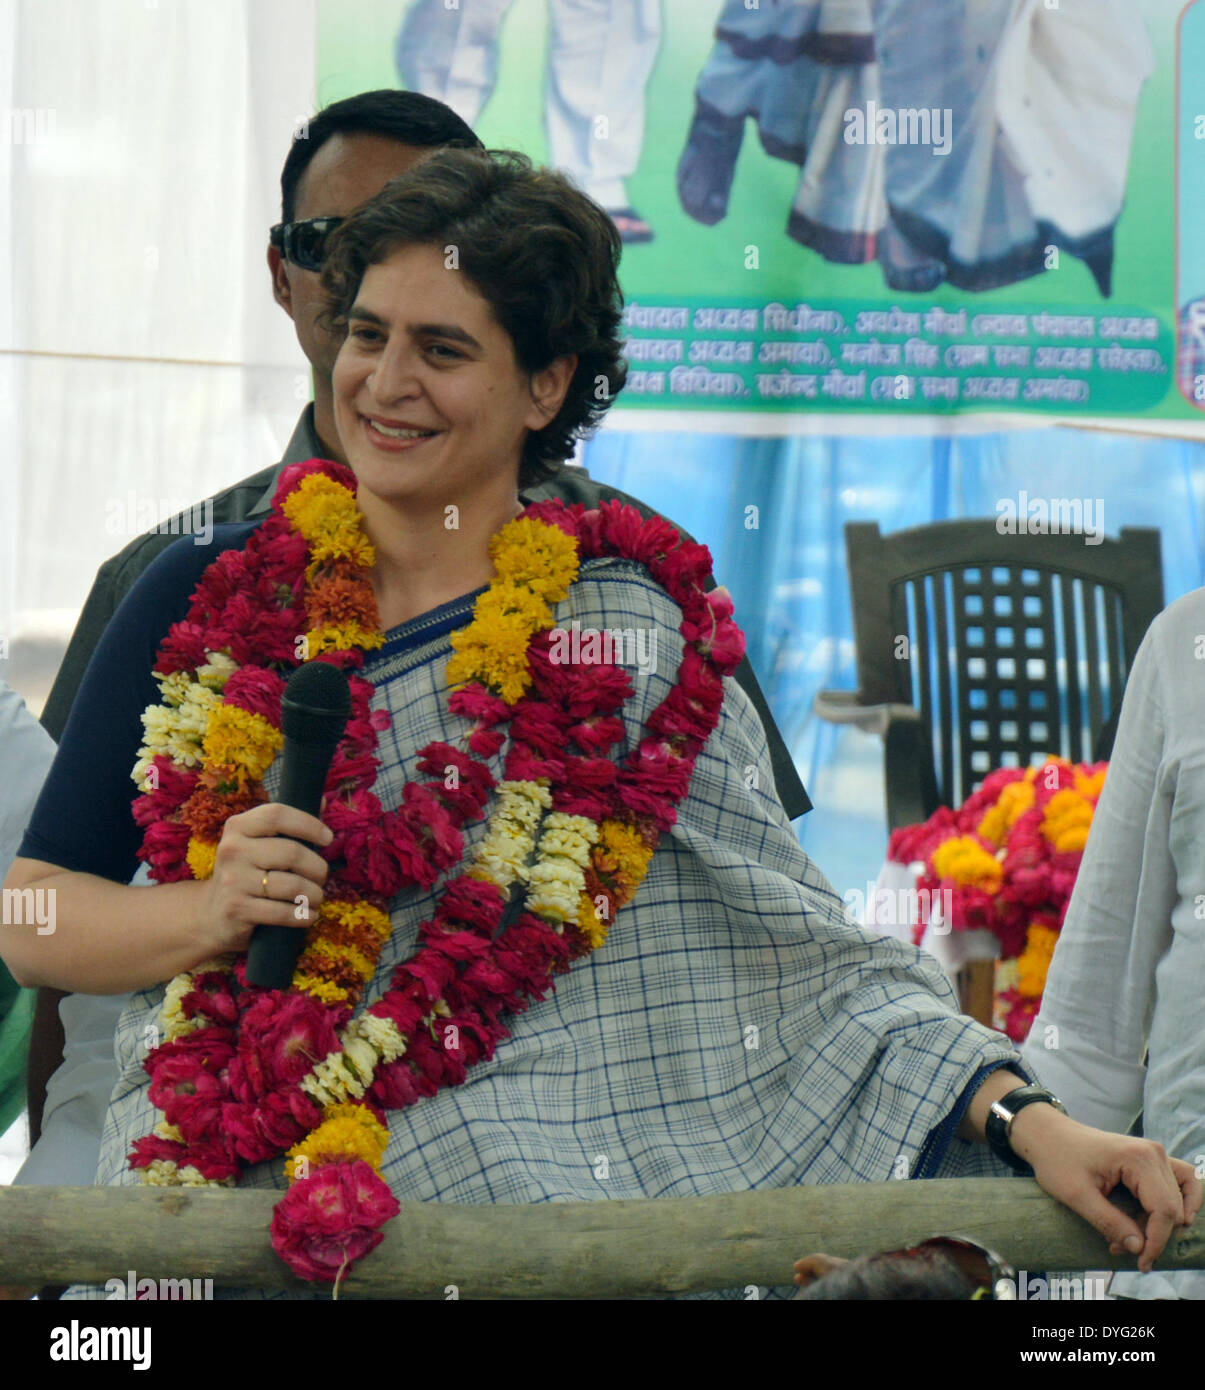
[126,459,745,1287]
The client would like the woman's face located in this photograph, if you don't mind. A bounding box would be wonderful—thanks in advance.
[332,242,567,510]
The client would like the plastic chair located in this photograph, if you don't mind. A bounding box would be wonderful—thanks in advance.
[815,520,1164,831]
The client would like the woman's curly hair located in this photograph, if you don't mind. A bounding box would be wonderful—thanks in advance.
[320,147,628,488]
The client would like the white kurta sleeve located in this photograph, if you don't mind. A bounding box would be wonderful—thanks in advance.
[1020,618,1173,1134]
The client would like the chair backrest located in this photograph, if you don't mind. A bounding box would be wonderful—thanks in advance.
[844,520,1164,809]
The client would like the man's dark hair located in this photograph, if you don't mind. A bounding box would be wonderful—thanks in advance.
[795,1248,980,1300]
[280,89,484,224]
[320,147,628,488]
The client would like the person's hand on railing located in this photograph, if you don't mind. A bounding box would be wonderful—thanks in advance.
[961,1069,1201,1273]
[1010,1105,1200,1273]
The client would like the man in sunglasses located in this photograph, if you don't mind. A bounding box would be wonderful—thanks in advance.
[18,88,811,1199]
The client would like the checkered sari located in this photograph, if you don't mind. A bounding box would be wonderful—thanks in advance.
[69,557,1025,1300]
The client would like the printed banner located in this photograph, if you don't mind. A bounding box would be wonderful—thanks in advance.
[317,0,1203,427]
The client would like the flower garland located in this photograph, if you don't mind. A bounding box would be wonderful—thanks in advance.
[126,457,745,1288]
[887,757,1106,1042]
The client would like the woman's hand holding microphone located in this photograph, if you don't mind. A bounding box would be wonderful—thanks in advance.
[194,802,333,959]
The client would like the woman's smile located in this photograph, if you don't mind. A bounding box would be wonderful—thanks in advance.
[359,413,443,452]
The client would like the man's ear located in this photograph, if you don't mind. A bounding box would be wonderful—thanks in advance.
[268,243,295,320]
[527,355,578,427]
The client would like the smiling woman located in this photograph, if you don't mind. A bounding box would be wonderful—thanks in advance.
[4,148,1198,1301]
[317,148,629,626]
[321,147,628,486]
[331,244,575,627]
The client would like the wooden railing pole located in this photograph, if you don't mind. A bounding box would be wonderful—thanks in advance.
[3,1179,1204,1298]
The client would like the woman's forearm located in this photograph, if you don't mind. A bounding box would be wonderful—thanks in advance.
[0,857,213,993]
[957,1067,1031,1144]
[956,1066,1082,1162]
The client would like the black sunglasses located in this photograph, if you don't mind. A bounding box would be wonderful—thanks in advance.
[269,216,345,272]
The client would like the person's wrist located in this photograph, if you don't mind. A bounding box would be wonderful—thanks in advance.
[983,1084,1069,1172]
[960,1069,1029,1143]
[1007,1100,1075,1167]
[174,878,222,963]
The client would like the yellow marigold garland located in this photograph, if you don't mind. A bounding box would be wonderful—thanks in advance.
[1041,788,1094,854]
[930,835,1004,890]
[185,838,218,882]
[135,494,596,1198]
[202,705,283,784]
[285,1103,391,1180]
[283,473,376,572]
[976,779,1034,843]
[445,519,579,703]
[1016,922,1060,998]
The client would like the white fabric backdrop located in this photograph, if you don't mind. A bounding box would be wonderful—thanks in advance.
[1,0,317,643]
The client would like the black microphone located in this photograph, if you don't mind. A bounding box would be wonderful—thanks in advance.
[245,662,352,990]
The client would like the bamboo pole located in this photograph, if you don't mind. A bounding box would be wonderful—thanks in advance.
[2,1179,1203,1298]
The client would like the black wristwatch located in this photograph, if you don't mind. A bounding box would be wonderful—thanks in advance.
[985,1085,1067,1175]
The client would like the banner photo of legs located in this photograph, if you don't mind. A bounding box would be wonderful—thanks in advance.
[319,0,1192,428]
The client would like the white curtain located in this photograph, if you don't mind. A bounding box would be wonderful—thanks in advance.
[1,0,317,645]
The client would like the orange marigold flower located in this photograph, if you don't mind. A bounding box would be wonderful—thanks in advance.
[310,911,390,960]
[294,950,365,994]
[180,783,265,840]
[300,937,375,985]
[306,574,379,629]
[1073,768,1106,801]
